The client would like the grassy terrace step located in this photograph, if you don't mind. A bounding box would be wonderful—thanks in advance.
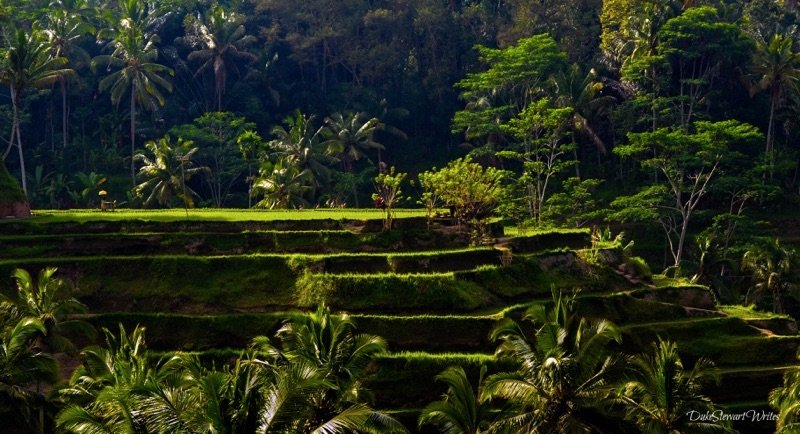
[0,209,430,235]
[78,289,764,354]
[1,249,625,314]
[0,229,472,258]
[82,312,500,353]
[369,352,514,409]
[622,317,800,366]
[505,229,591,253]
[710,366,794,402]
[0,245,500,275]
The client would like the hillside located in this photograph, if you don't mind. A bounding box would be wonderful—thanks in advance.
[0,211,795,433]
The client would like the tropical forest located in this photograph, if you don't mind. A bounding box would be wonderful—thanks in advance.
[4,0,800,433]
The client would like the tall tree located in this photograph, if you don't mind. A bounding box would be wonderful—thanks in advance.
[452,34,566,146]
[268,111,334,197]
[741,238,798,314]
[252,159,313,209]
[93,0,173,188]
[612,120,762,269]
[39,2,95,150]
[182,5,257,111]
[133,135,208,208]
[750,34,800,177]
[0,29,73,195]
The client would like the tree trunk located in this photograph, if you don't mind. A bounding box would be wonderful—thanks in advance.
[130,85,137,189]
[11,87,27,196]
[61,77,68,149]
[766,94,776,179]
[675,212,690,268]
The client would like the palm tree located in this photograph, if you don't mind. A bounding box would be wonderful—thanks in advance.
[39,4,95,150]
[182,6,257,111]
[323,111,384,172]
[252,159,313,209]
[483,289,624,433]
[56,324,156,433]
[551,64,615,165]
[771,349,800,433]
[741,238,797,314]
[252,304,408,433]
[269,111,337,196]
[93,0,174,188]
[0,29,73,195]
[0,317,59,434]
[133,136,209,208]
[617,339,730,433]
[3,267,90,355]
[750,34,800,177]
[418,366,494,434]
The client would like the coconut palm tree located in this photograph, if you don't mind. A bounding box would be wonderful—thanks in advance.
[93,0,174,188]
[182,5,257,111]
[0,317,59,434]
[617,339,730,433]
[272,304,387,404]
[741,238,798,314]
[269,111,336,196]
[322,111,384,172]
[418,366,494,434]
[56,324,156,433]
[771,349,800,433]
[483,289,624,433]
[252,159,313,209]
[39,5,95,150]
[3,267,90,355]
[0,29,73,195]
[252,304,408,433]
[750,34,800,177]
[134,136,209,208]
[551,64,615,163]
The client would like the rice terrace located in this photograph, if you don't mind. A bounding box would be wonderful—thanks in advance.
[2,208,798,433]
[5,0,800,433]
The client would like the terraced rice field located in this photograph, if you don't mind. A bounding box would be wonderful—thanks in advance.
[1,211,796,433]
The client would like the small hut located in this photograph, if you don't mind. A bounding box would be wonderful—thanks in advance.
[0,161,30,218]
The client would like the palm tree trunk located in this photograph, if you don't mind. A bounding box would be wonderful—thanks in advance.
[11,87,27,195]
[130,84,137,189]
[3,114,15,159]
[61,77,68,149]
[766,94,776,180]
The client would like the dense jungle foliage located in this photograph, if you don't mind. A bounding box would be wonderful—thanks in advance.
[0,0,799,300]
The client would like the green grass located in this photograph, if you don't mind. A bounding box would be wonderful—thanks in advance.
[295,271,496,312]
[84,312,305,351]
[369,352,516,408]
[0,255,298,311]
[719,305,792,320]
[0,230,476,265]
[26,208,427,222]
